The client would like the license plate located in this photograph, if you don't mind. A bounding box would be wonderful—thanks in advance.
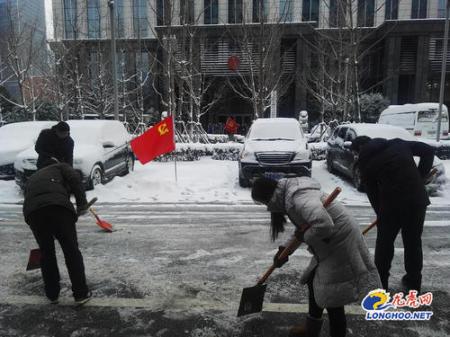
[264,172,285,180]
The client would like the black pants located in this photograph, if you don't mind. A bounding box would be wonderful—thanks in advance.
[375,205,426,291]
[308,280,346,337]
[26,206,89,300]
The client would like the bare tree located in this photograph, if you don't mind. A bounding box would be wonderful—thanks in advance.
[225,0,296,120]
[0,1,48,120]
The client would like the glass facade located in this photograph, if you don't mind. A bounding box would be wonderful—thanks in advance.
[180,0,195,24]
[279,0,293,22]
[133,0,147,37]
[64,0,77,39]
[116,0,125,38]
[87,0,100,39]
[228,0,243,23]
[357,0,374,27]
[411,0,427,19]
[385,0,398,20]
[302,0,319,22]
[253,0,269,22]
[204,0,218,24]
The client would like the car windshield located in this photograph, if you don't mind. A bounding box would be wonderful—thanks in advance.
[418,109,449,122]
[248,123,301,141]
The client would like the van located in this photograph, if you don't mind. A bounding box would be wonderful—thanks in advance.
[378,103,449,139]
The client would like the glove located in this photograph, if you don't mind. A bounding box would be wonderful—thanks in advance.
[273,246,289,268]
[76,204,89,216]
[294,229,305,242]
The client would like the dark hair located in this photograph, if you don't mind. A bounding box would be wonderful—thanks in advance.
[270,212,286,241]
[350,135,371,153]
[251,177,278,204]
[251,177,286,241]
[54,121,70,132]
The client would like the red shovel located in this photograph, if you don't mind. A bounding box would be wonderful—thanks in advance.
[89,207,113,232]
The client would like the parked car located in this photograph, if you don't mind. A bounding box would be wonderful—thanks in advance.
[378,103,449,139]
[238,118,311,187]
[15,120,134,190]
[326,123,446,192]
[0,121,56,179]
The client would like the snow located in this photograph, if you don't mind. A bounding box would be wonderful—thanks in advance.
[1,157,450,206]
[0,121,56,166]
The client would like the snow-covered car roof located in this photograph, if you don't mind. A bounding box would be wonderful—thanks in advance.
[344,123,415,141]
[248,118,304,140]
[0,121,56,166]
[67,120,131,145]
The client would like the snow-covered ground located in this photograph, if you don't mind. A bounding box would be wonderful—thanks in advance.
[1,158,450,206]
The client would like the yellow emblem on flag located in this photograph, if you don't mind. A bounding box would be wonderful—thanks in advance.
[158,123,169,136]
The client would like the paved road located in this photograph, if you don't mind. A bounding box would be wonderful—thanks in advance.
[0,202,449,337]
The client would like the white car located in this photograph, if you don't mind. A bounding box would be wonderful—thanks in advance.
[238,118,311,187]
[15,120,134,190]
[0,121,56,179]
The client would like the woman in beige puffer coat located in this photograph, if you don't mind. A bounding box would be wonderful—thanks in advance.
[251,176,381,337]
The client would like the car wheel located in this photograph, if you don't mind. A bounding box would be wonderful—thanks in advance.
[352,165,364,192]
[326,155,335,173]
[123,155,134,175]
[89,164,104,189]
[239,172,250,188]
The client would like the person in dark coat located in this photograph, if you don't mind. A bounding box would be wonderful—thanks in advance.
[35,121,74,170]
[23,160,91,305]
[351,136,435,293]
[252,177,380,337]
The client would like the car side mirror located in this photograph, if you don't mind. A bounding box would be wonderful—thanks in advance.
[102,141,115,148]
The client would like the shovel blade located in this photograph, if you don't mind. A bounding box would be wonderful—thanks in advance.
[97,219,113,232]
[26,248,41,271]
[237,284,267,317]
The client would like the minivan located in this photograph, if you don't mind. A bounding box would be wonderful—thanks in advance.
[378,103,449,139]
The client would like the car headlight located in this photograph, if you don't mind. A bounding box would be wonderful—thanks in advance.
[22,159,37,170]
[240,150,255,162]
[293,151,311,161]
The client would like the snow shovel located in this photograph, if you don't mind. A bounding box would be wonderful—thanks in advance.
[89,207,113,232]
[26,197,98,271]
[237,187,342,317]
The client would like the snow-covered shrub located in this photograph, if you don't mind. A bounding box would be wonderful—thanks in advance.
[211,143,244,160]
[360,93,389,123]
[309,142,329,160]
[207,134,245,143]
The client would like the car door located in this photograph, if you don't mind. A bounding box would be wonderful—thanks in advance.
[332,126,348,174]
[342,128,357,175]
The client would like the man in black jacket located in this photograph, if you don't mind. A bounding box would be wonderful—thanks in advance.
[23,161,91,305]
[35,121,74,170]
[351,136,435,292]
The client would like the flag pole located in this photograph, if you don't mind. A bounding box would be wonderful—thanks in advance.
[172,112,178,183]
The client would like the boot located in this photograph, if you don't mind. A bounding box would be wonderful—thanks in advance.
[288,315,323,337]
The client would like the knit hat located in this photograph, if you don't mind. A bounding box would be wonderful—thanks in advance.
[54,121,70,132]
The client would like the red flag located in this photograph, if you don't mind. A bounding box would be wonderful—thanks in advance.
[131,116,175,164]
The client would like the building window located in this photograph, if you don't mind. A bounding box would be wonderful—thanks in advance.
[279,0,293,22]
[229,0,243,23]
[329,0,346,27]
[180,0,195,24]
[204,0,218,24]
[133,0,147,37]
[253,0,269,22]
[302,0,319,22]
[438,0,446,18]
[87,0,100,39]
[357,0,374,27]
[116,0,124,38]
[411,0,427,19]
[63,0,77,39]
[385,0,398,20]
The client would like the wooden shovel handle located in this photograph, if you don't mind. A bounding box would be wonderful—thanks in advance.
[362,219,378,235]
[89,207,101,222]
[257,187,342,285]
